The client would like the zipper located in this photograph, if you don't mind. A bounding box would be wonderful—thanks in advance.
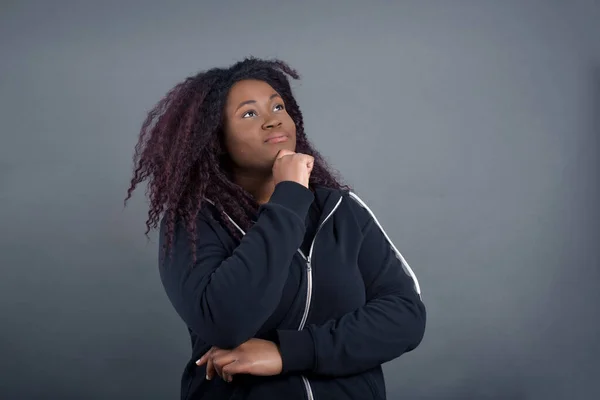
[207,195,344,400]
[300,376,315,400]
[296,196,343,400]
[296,252,311,328]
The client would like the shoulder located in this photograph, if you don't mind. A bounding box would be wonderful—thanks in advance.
[341,191,376,233]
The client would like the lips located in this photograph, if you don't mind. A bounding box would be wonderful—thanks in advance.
[264,132,289,144]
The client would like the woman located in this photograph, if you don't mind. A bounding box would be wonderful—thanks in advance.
[125,57,426,400]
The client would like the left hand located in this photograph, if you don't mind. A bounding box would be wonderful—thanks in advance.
[196,338,283,382]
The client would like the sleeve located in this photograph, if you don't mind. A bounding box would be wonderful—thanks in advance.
[275,195,426,376]
[158,181,314,350]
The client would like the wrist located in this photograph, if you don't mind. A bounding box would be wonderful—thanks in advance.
[276,329,316,374]
[267,181,315,220]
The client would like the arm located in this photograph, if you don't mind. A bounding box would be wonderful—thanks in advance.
[275,196,426,377]
[159,181,314,349]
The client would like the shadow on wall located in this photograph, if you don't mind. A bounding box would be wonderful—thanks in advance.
[591,65,600,220]
[595,66,600,148]
[446,374,527,400]
[439,64,600,400]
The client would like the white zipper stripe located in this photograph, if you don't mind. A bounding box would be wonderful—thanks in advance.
[298,196,343,330]
[307,196,342,261]
[204,199,246,235]
[297,196,343,400]
[348,192,422,298]
[301,376,315,400]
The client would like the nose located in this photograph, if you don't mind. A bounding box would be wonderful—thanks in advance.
[262,116,282,130]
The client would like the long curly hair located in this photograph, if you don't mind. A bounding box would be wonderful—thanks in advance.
[125,57,349,264]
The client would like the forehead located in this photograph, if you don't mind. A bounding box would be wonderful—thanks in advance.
[226,79,278,102]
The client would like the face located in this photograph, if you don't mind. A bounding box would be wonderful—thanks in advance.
[222,79,297,172]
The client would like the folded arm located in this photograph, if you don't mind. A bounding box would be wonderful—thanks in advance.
[159,181,314,349]
[276,197,426,376]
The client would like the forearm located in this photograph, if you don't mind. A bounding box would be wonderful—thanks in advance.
[276,293,426,376]
[160,181,315,349]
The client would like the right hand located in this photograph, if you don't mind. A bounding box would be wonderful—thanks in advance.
[272,150,314,189]
[197,339,283,382]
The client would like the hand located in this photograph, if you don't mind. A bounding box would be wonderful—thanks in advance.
[272,149,314,189]
[196,338,283,383]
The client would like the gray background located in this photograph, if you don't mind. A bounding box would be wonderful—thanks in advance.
[1,0,599,399]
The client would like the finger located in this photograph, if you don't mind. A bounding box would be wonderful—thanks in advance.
[196,347,215,366]
[276,149,295,160]
[205,356,215,380]
[306,158,314,172]
[222,360,246,383]
[212,351,238,380]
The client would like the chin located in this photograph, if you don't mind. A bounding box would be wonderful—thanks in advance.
[283,138,297,152]
[269,140,295,153]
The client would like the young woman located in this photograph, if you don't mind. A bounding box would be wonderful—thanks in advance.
[125,57,426,400]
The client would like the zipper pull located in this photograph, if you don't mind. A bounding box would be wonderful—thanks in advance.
[306,259,312,271]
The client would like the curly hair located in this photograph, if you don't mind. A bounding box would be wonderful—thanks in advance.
[124,57,349,264]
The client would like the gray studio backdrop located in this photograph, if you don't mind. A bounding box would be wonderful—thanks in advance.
[1,1,599,399]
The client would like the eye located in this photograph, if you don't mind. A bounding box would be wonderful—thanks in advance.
[274,104,284,111]
[242,110,257,118]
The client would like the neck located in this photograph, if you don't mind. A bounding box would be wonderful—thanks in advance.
[232,169,276,205]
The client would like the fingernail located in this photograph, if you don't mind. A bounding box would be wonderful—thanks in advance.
[205,374,211,380]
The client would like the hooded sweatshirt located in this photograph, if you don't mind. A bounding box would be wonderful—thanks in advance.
[158,181,426,400]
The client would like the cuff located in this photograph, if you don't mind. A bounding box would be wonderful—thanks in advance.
[276,328,316,374]
[267,181,315,222]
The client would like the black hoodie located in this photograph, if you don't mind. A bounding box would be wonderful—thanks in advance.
[159,181,426,400]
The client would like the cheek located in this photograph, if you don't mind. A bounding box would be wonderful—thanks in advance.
[284,114,297,136]
[224,130,257,165]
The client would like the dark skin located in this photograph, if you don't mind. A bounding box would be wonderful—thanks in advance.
[222,79,297,204]
[197,79,313,382]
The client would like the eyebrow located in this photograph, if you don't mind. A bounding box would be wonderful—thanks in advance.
[235,93,281,112]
